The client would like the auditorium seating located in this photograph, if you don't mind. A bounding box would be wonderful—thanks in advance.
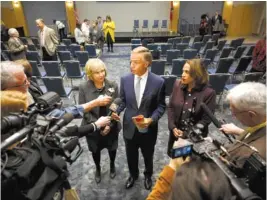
[151,60,166,75]
[42,61,65,77]
[229,56,252,74]
[171,59,186,77]
[233,46,246,59]
[246,45,255,56]
[209,57,234,74]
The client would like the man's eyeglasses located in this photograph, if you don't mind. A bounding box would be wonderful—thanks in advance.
[231,110,249,117]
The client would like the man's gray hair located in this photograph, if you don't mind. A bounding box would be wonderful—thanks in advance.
[36,18,45,23]
[227,82,266,116]
[8,28,18,37]
[1,61,25,90]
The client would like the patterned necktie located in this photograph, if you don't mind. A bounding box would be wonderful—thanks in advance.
[135,77,142,107]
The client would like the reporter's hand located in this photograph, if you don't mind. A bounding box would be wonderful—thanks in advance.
[172,128,183,138]
[95,116,111,128]
[169,156,190,171]
[96,95,112,106]
[219,123,244,136]
[111,112,120,121]
[100,125,110,136]
[24,45,28,49]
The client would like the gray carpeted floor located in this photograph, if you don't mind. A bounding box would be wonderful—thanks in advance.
[46,43,250,200]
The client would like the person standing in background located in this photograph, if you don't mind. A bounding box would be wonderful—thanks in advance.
[53,20,65,42]
[74,23,87,47]
[7,28,27,61]
[81,19,90,42]
[90,21,105,51]
[103,15,115,52]
[252,36,266,73]
[212,11,222,35]
[36,18,59,61]
[206,13,212,35]
[97,16,103,30]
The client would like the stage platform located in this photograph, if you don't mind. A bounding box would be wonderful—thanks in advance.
[114,31,183,43]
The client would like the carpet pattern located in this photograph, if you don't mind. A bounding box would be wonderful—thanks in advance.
[57,44,247,200]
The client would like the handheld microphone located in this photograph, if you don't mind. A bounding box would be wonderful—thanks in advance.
[200,103,234,143]
[47,113,74,134]
[107,98,122,116]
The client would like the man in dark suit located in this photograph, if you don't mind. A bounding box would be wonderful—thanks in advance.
[36,18,59,61]
[113,46,166,190]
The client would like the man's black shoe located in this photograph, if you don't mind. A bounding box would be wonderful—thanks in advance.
[95,168,101,183]
[125,176,137,189]
[144,176,152,190]
[110,165,116,179]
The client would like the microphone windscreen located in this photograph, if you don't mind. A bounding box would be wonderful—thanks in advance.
[62,113,74,124]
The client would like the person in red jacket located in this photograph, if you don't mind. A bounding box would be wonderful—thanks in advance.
[252,36,266,73]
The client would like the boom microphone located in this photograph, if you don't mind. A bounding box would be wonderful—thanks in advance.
[47,113,74,134]
[200,103,234,143]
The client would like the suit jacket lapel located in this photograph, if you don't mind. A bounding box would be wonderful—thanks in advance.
[139,72,152,108]
[129,74,139,110]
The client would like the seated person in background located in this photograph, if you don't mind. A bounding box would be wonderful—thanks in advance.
[74,23,87,47]
[147,147,232,199]
[219,82,266,168]
[251,36,266,73]
[14,59,44,102]
[7,28,27,61]
[167,59,216,157]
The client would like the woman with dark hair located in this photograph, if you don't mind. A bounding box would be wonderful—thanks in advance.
[199,14,208,39]
[103,15,115,52]
[147,156,232,200]
[167,59,216,157]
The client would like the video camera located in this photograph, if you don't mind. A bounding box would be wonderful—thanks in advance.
[170,98,265,200]
[1,92,83,200]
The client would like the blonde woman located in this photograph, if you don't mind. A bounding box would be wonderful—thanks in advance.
[78,58,121,183]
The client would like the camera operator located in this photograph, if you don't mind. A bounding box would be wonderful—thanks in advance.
[219,82,266,169]
[167,59,216,156]
[146,142,232,200]
[1,90,112,140]
[1,61,33,105]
